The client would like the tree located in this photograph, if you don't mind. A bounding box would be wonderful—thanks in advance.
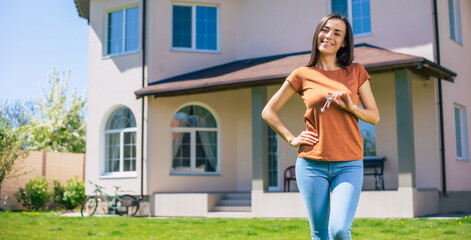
[0,69,86,196]
[0,102,28,195]
[0,100,33,129]
[25,69,87,153]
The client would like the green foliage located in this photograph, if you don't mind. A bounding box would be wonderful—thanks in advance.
[14,176,52,210]
[1,68,86,155]
[53,177,86,209]
[52,180,65,208]
[0,102,29,185]
[25,69,87,153]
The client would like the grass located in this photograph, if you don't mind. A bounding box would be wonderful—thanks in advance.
[0,211,470,239]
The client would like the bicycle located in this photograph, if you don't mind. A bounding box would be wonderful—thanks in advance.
[81,180,139,217]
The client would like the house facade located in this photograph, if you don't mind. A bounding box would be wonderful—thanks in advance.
[74,0,471,218]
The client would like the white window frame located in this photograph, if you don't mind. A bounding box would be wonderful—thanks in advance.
[103,128,138,176]
[171,3,220,53]
[358,104,376,156]
[448,0,463,45]
[170,103,221,176]
[454,103,469,161]
[104,4,140,57]
[100,107,138,179]
[327,0,372,37]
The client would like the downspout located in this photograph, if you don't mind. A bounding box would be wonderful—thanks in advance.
[432,0,447,197]
[140,0,147,201]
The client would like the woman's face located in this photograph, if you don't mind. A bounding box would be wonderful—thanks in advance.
[317,18,347,56]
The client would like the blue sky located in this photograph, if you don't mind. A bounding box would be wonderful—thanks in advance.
[0,0,89,102]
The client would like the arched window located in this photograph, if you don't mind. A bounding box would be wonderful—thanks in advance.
[171,105,218,174]
[104,107,137,174]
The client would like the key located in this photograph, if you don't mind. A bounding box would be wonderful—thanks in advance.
[320,96,332,112]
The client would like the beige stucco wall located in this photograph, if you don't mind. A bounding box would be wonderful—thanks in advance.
[356,188,439,218]
[411,74,441,190]
[85,0,145,195]
[352,0,434,60]
[147,0,439,83]
[154,193,223,217]
[437,0,471,192]
[369,72,399,190]
[148,0,237,82]
[148,88,252,193]
[235,0,326,60]
[369,71,443,191]
[147,0,325,83]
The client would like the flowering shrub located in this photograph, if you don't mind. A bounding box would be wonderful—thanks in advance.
[53,177,85,209]
[15,177,51,210]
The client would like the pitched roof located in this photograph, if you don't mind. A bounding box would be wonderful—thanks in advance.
[74,0,90,20]
[135,44,456,98]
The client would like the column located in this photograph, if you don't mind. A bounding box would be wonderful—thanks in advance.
[394,69,417,188]
[252,86,269,191]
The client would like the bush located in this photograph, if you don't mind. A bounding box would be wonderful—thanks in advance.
[15,176,51,210]
[53,177,85,209]
[53,180,65,208]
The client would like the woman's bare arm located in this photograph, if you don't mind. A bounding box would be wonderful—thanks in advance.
[354,80,380,125]
[262,81,318,147]
[330,80,380,125]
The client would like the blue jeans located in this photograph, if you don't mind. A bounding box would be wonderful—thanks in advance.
[295,157,363,240]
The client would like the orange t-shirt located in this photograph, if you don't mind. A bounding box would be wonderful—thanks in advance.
[286,63,370,161]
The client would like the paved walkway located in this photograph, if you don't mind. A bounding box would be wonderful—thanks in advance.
[60,211,118,217]
[420,212,471,219]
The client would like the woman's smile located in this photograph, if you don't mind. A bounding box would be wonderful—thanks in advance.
[317,18,346,54]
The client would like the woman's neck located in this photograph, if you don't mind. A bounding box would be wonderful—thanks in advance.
[315,55,339,71]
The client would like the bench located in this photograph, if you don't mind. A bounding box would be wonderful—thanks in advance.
[363,157,387,190]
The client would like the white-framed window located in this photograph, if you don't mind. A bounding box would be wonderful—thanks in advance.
[331,0,371,36]
[268,126,279,191]
[448,0,463,44]
[454,104,469,161]
[359,120,376,156]
[107,6,139,55]
[172,3,219,52]
[359,104,376,156]
[103,107,137,176]
[170,104,219,175]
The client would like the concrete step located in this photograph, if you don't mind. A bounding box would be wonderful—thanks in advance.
[212,206,252,212]
[226,193,251,200]
[218,199,251,206]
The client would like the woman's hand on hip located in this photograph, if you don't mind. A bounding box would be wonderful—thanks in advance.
[288,131,318,147]
[329,91,357,112]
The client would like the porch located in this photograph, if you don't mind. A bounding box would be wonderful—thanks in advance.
[151,189,438,218]
[139,45,456,218]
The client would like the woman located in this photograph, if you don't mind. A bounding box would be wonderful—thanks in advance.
[262,13,379,240]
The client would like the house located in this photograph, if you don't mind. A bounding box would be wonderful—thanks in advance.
[74,0,471,218]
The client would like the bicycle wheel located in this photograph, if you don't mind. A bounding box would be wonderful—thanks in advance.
[116,195,139,216]
[81,196,98,216]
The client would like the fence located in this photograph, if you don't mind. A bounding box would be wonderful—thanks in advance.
[1,151,85,210]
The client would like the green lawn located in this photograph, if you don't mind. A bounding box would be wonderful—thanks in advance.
[0,211,470,239]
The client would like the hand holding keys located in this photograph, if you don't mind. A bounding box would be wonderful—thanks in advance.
[320,95,332,112]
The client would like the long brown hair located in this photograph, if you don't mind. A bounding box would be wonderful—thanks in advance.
[306,13,354,68]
